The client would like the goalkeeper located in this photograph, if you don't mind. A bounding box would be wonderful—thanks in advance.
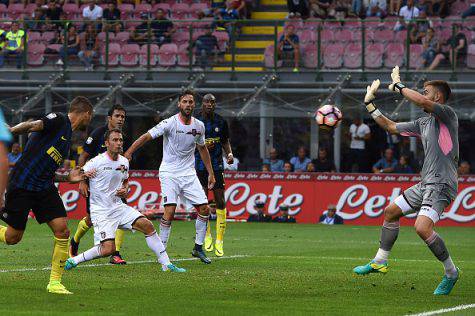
[353,66,460,295]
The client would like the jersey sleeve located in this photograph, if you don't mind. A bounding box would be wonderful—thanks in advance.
[396,119,421,137]
[83,128,101,156]
[0,110,12,144]
[83,156,97,173]
[148,119,170,139]
[41,112,65,133]
[221,119,230,142]
[196,122,205,145]
[431,103,456,123]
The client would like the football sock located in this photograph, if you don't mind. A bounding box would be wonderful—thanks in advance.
[216,208,226,242]
[115,229,124,252]
[206,220,212,239]
[0,225,6,244]
[145,231,170,266]
[374,220,399,264]
[73,245,102,265]
[73,217,91,243]
[425,232,457,278]
[159,218,172,248]
[195,214,209,246]
[50,237,68,283]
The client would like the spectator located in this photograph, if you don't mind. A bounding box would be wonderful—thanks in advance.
[151,8,175,46]
[348,117,371,172]
[428,24,467,70]
[56,25,80,66]
[214,4,239,34]
[194,26,219,69]
[306,162,316,172]
[278,25,299,72]
[421,27,440,67]
[373,148,397,173]
[102,2,121,32]
[262,163,271,172]
[458,161,471,175]
[228,0,247,18]
[409,11,432,44]
[272,204,296,223]
[312,147,336,172]
[42,17,58,32]
[45,0,63,25]
[283,161,293,172]
[223,155,239,170]
[308,0,332,18]
[388,0,402,16]
[352,0,363,16]
[0,22,25,69]
[130,13,151,46]
[462,1,475,18]
[394,155,414,173]
[290,146,311,172]
[78,23,99,71]
[83,0,103,26]
[287,0,308,17]
[319,204,344,225]
[394,0,419,31]
[7,142,21,171]
[366,0,387,17]
[26,8,46,32]
[247,200,272,222]
[263,148,285,172]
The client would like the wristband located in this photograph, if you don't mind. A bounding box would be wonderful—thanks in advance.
[364,101,376,113]
[394,82,406,94]
[371,109,382,119]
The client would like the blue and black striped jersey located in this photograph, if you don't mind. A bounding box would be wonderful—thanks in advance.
[83,124,128,159]
[194,112,229,172]
[9,112,72,191]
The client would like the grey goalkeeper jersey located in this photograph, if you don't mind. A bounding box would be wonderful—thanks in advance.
[396,103,459,192]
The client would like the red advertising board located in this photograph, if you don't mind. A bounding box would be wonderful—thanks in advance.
[58,171,475,226]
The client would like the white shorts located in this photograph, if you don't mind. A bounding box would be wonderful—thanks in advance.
[91,204,144,244]
[159,173,208,207]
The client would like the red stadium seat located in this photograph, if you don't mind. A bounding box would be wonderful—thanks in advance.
[119,3,134,19]
[466,44,475,68]
[409,44,424,69]
[302,45,318,68]
[213,31,229,52]
[284,19,304,31]
[171,3,190,19]
[189,3,208,18]
[303,20,322,31]
[63,3,80,19]
[343,43,362,69]
[8,3,24,19]
[152,3,171,14]
[191,18,213,30]
[120,44,140,66]
[0,4,7,19]
[323,44,344,69]
[451,0,469,15]
[24,3,37,15]
[373,29,394,43]
[299,29,317,46]
[101,43,121,66]
[97,32,115,45]
[177,44,194,66]
[134,3,152,17]
[41,32,57,44]
[342,19,362,30]
[384,43,404,68]
[114,32,130,46]
[335,29,353,43]
[320,29,334,43]
[365,43,384,69]
[46,44,62,53]
[394,31,408,43]
[27,43,46,66]
[140,44,160,66]
[191,29,206,41]
[264,44,282,68]
[28,32,42,43]
[172,31,190,46]
[158,43,178,66]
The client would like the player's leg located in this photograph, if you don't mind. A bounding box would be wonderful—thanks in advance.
[46,217,72,295]
[158,175,180,249]
[197,170,213,252]
[0,187,32,245]
[109,229,126,264]
[70,194,93,256]
[214,180,227,257]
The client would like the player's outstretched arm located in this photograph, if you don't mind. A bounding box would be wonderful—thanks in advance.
[124,132,153,160]
[197,144,216,190]
[364,79,398,135]
[222,139,234,164]
[9,119,44,135]
[388,65,438,113]
[55,167,96,183]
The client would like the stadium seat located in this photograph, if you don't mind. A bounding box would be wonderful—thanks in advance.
[24,3,37,15]
[191,18,214,30]
[364,17,383,30]
[373,29,394,43]
[213,31,229,52]
[284,19,304,31]
[27,43,46,66]
[342,19,362,30]
[302,45,318,68]
[101,43,121,66]
[394,31,408,43]
[46,44,62,53]
[320,29,334,43]
[191,29,206,41]
[172,31,191,46]
[114,32,130,46]
[97,32,116,45]
[158,43,178,66]
[466,44,475,68]
[335,29,353,43]
[177,44,195,67]
[28,32,42,43]
[171,3,190,19]
[41,32,57,44]
[439,29,453,42]
[409,44,424,69]
[63,3,80,19]
[324,20,341,30]
[0,4,7,19]
[140,44,160,66]
[365,43,384,69]
[189,3,208,18]
[323,44,344,69]
[384,43,404,68]
[300,30,317,46]
[119,3,134,19]
[152,3,171,14]
[8,3,24,20]
[120,44,140,66]
[451,1,469,15]
[303,20,322,31]
[343,43,362,69]
[134,3,152,17]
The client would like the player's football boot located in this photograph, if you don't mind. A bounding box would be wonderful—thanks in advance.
[162,264,187,273]
[433,268,459,295]
[214,240,224,257]
[69,238,79,257]
[46,281,73,295]
[109,253,127,265]
[204,234,213,252]
[353,260,388,275]
[64,258,78,271]
[192,249,211,264]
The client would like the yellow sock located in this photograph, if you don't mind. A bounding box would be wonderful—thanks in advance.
[216,208,226,242]
[115,229,125,252]
[0,225,6,244]
[73,217,91,243]
[50,237,68,283]
[206,220,211,238]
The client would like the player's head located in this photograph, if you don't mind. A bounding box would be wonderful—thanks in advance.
[104,128,123,155]
[11,142,20,154]
[423,80,451,104]
[384,148,394,161]
[178,89,195,118]
[202,93,216,115]
[107,104,126,130]
[279,204,289,215]
[255,200,265,213]
[327,204,337,217]
[69,96,93,129]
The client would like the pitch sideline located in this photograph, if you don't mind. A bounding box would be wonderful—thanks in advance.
[405,303,475,316]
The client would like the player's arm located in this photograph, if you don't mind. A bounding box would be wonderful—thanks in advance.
[197,143,215,190]
[54,167,95,183]
[124,132,153,160]
[116,178,129,198]
[364,79,399,135]
[9,119,43,135]
[221,120,234,164]
[78,151,90,167]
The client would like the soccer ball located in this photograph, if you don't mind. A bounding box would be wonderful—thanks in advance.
[315,105,343,130]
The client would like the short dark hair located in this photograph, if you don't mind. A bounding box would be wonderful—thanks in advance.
[69,96,93,114]
[179,89,195,101]
[108,104,126,117]
[104,128,122,141]
[424,80,451,102]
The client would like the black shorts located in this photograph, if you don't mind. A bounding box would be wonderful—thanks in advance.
[197,169,225,190]
[1,186,67,230]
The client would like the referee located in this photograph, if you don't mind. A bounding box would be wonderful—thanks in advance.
[195,94,233,257]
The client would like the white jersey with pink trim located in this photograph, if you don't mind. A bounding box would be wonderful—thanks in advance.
[396,103,459,192]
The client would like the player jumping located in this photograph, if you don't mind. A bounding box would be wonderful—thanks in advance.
[124,90,216,265]
[353,66,460,295]
[0,97,94,294]
[64,129,185,273]
[70,104,129,265]
[195,94,234,257]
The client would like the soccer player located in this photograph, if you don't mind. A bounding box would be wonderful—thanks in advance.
[64,129,185,273]
[0,108,12,208]
[124,90,216,264]
[70,104,128,265]
[195,94,234,257]
[353,66,460,295]
[0,96,94,294]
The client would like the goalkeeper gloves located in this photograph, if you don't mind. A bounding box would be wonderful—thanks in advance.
[388,65,406,94]
[364,79,383,119]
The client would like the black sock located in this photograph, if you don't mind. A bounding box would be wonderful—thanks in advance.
[194,243,202,251]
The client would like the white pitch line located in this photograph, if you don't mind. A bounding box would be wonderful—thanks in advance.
[254,255,474,264]
[0,254,250,273]
[405,303,475,316]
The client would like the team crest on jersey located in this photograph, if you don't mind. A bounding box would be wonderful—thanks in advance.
[186,129,201,137]
[46,113,57,119]
[86,137,93,144]
[215,127,219,132]
[115,165,128,173]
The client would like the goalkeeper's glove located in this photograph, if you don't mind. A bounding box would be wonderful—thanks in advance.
[388,65,406,94]
[364,79,383,119]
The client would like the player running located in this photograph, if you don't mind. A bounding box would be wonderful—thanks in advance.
[0,97,94,294]
[195,94,234,257]
[64,129,185,273]
[353,66,460,295]
[124,90,216,264]
[70,104,129,265]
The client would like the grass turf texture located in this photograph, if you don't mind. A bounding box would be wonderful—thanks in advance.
[0,220,474,315]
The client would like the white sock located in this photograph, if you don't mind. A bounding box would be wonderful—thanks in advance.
[145,231,171,266]
[373,248,390,264]
[195,214,209,246]
[73,245,102,265]
[159,219,172,248]
[443,256,457,278]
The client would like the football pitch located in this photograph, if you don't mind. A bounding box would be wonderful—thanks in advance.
[0,220,473,315]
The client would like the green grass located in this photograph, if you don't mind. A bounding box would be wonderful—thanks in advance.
[0,221,474,315]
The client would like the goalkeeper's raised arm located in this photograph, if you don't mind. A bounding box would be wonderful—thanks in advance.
[363,79,399,135]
